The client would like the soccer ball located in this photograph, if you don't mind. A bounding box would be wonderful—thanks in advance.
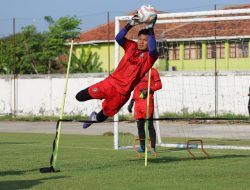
[137,4,157,24]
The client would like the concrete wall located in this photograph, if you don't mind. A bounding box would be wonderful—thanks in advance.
[1,71,250,116]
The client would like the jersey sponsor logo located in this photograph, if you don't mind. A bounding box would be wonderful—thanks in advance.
[92,87,98,93]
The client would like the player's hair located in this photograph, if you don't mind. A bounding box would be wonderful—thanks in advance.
[138,29,149,36]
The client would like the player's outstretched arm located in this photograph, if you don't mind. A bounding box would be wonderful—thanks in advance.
[147,15,157,58]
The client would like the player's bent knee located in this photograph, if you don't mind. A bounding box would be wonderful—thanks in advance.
[75,88,92,102]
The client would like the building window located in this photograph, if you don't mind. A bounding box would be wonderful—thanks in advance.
[184,43,202,60]
[168,44,180,60]
[156,41,167,59]
[207,43,225,59]
[230,42,248,58]
[156,42,180,60]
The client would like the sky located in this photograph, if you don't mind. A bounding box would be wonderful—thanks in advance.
[1,0,250,37]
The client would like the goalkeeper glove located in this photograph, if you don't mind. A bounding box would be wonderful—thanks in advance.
[145,15,157,29]
[139,89,153,99]
[139,89,148,99]
[127,99,135,113]
[130,13,141,26]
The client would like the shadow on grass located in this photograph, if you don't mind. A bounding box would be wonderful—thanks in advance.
[210,154,250,159]
[0,169,39,176]
[128,149,250,164]
[0,142,35,145]
[128,156,190,163]
[0,176,66,190]
[148,153,250,163]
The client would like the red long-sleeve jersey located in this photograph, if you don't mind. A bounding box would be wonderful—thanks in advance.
[107,39,158,95]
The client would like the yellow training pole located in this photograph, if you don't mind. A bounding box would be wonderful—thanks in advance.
[52,39,74,170]
[145,68,152,166]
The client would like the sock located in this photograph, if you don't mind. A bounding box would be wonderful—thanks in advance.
[96,110,108,122]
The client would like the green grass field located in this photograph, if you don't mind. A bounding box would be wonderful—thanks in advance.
[1,133,250,190]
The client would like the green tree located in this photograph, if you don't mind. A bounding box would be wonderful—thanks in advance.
[16,25,46,74]
[42,16,81,73]
[0,25,46,74]
[0,37,13,74]
[0,16,82,74]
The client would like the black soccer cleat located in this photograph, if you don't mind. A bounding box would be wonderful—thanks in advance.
[40,166,60,173]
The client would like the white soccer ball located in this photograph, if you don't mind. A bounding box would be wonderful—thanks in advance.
[137,4,157,24]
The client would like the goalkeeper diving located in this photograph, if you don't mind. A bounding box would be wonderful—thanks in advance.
[76,8,158,128]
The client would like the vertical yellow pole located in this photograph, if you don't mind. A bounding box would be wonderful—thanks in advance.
[145,68,152,166]
[52,39,74,169]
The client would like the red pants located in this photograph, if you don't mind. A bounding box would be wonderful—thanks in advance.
[134,99,154,119]
[88,78,130,117]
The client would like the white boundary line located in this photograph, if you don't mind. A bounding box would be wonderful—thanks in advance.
[118,143,250,150]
